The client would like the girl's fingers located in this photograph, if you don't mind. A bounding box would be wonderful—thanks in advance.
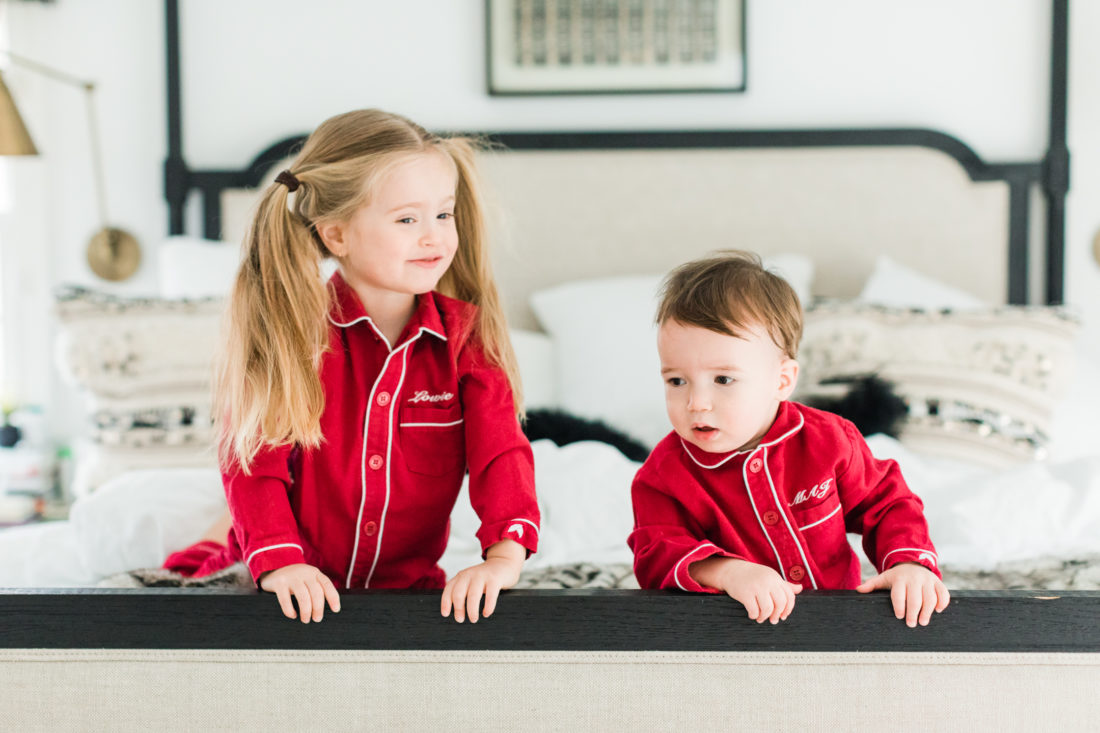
[275,586,297,620]
[293,581,312,624]
[441,578,455,617]
[319,574,341,614]
[306,578,326,622]
[741,597,760,621]
[466,577,486,624]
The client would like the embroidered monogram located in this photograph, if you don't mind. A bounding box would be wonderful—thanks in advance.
[507,523,525,539]
[791,478,833,507]
[409,390,454,404]
[918,551,937,567]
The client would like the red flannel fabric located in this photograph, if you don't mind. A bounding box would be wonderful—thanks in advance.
[629,401,940,593]
[170,272,539,589]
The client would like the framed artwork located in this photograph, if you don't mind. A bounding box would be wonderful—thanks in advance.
[486,0,747,95]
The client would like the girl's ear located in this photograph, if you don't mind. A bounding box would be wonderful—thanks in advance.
[315,221,347,258]
[777,358,799,401]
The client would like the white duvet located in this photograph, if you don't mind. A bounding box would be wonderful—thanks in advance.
[3,437,1100,588]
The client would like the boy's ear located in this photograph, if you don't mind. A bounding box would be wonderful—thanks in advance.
[777,358,799,401]
[314,221,347,258]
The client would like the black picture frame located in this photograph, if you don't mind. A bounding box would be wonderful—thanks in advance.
[486,0,747,96]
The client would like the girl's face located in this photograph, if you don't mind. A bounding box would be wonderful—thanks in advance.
[322,151,459,304]
[658,320,798,454]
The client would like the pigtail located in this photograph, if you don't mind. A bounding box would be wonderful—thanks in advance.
[435,137,525,417]
[214,178,330,473]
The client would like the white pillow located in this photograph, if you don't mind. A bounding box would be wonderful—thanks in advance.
[510,328,557,410]
[858,254,986,309]
[159,236,241,299]
[529,254,814,447]
[69,468,227,577]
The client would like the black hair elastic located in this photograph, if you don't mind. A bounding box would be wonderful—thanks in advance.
[275,169,301,192]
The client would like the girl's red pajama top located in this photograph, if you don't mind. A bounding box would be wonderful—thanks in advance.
[172,272,539,589]
[629,402,940,593]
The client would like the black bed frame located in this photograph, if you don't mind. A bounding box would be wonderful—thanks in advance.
[163,0,1070,306]
[5,1,1092,654]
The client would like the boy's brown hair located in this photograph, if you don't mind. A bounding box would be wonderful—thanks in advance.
[656,250,803,359]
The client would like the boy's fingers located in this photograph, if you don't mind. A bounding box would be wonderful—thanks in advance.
[919,584,937,626]
[781,587,797,620]
[451,576,471,622]
[768,590,785,624]
[756,594,774,624]
[441,579,455,617]
[936,584,951,612]
[790,583,803,594]
[466,578,486,624]
[742,597,760,621]
[482,583,501,618]
[905,585,921,627]
[891,583,906,620]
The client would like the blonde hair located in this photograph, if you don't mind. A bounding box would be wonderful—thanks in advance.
[656,250,803,359]
[216,109,521,472]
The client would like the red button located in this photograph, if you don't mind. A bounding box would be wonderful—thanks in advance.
[377,391,391,407]
[763,510,779,526]
[364,521,378,536]
[749,458,763,473]
[789,565,805,582]
[368,454,384,470]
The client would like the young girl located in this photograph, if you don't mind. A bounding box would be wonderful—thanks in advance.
[164,109,539,624]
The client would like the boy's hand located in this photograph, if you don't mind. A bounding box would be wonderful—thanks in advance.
[709,558,802,624]
[441,539,525,623]
[258,563,341,623]
[856,562,950,627]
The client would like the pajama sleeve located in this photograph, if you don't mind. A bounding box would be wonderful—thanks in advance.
[222,442,307,582]
[629,471,740,593]
[838,421,941,578]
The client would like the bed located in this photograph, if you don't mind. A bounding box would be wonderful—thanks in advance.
[2,0,1098,729]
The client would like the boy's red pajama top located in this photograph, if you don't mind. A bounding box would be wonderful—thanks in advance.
[628,402,940,593]
[166,272,539,589]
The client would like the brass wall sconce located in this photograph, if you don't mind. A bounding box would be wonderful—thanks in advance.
[0,51,141,281]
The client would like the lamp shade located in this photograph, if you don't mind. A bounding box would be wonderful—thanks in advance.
[0,71,38,155]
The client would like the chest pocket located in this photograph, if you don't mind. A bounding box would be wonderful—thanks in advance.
[399,405,466,476]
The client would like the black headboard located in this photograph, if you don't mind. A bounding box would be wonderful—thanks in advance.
[161,0,1069,305]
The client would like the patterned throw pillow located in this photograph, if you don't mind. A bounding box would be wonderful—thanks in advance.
[797,302,1080,467]
[54,287,224,494]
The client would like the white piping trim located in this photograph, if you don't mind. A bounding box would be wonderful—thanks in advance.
[246,543,304,568]
[503,518,540,541]
[344,332,422,588]
[673,542,722,591]
[398,419,464,428]
[681,411,805,470]
[762,447,819,590]
[880,547,939,572]
[364,340,417,589]
[796,504,842,531]
[421,327,447,341]
[741,447,786,577]
[329,314,392,351]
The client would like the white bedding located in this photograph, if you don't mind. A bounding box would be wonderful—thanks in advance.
[4,435,1100,588]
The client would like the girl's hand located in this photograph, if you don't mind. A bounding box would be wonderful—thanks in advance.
[441,539,525,623]
[718,559,803,624]
[856,562,950,627]
[258,563,341,623]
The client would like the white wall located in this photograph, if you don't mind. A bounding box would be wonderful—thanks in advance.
[2,0,1098,445]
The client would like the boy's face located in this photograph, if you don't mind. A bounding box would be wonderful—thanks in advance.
[658,320,799,454]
